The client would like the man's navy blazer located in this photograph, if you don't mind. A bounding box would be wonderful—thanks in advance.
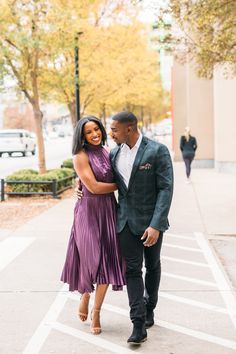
[110,136,174,235]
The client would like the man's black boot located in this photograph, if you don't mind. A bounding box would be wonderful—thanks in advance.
[127,322,147,345]
[145,309,154,329]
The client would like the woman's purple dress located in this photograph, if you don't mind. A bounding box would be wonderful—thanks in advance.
[61,144,125,293]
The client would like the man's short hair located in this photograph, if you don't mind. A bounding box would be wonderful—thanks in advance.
[112,111,138,125]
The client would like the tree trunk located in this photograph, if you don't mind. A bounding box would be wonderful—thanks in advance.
[125,102,131,111]
[33,107,46,174]
[29,46,47,174]
[101,103,107,130]
[148,111,152,125]
[68,100,77,128]
[140,106,144,130]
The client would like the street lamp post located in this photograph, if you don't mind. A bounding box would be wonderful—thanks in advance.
[75,32,83,121]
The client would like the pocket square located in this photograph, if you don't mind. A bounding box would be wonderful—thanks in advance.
[139,163,152,170]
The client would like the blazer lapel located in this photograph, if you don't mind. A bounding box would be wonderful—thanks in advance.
[110,145,121,169]
[110,145,128,192]
[127,137,148,191]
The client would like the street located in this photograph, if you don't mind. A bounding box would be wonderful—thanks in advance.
[0,137,73,179]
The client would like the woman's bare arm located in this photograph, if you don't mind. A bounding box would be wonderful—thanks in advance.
[73,151,117,194]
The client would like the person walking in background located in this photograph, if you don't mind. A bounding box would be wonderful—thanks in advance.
[180,126,197,182]
[110,112,173,345]
[61,116,125,335]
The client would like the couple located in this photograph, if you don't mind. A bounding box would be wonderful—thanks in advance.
[61,111,174,345]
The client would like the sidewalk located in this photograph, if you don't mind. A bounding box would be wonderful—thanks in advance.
[0,162,236,354]
[172,162,236,288]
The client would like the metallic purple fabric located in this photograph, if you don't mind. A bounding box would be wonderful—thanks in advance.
[61,144,125,293]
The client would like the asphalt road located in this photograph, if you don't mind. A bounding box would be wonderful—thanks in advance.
[0,137,73,179]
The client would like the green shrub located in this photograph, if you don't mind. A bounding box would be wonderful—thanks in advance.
[61,158,73,169]
[6,169,39,193]
[10,169,38,175]
[6,168,75,194]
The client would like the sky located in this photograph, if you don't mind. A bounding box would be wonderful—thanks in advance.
[138,0,168,23]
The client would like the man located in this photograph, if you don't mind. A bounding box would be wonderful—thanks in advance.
[110,111,173,344]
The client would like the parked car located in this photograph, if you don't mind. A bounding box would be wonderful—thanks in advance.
[48,131,58,139]
[0,129,36,157]
[58,130,65,138]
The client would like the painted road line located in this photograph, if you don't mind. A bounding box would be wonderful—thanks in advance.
[22,285,68,354]
[0,237,35,272]
[163,272,217,287]
[163,243,202,253]
[158,319,236,351]
[162,255,210,268]
[67,284,226,315]
[195,232,236,330]
[159,292,228,314]
[52,322,134,354]
[61,295,234,351]
[101,303,236,351]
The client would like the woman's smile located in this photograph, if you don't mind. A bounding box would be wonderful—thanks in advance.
[84,121,102,145]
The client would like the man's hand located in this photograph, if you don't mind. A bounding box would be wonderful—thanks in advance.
[74,177,83,199]
[141,227,160,247]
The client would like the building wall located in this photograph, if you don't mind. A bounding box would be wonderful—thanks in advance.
[214,67,236,173]
[172,60,214,167]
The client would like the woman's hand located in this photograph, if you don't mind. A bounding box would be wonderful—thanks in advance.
[74,177,83,199]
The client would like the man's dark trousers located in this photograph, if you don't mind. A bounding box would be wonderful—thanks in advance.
[118,223,163,324]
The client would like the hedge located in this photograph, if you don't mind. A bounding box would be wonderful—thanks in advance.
[61,158,73,169]
[6,168,74,193]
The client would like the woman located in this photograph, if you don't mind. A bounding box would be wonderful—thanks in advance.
[180,126,197,181]
[61,116,125,335]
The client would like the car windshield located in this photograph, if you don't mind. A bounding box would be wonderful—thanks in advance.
[0,132,22,138]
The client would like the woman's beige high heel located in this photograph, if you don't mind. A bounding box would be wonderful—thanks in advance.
[90,308,101,335]
[78,293,90,322]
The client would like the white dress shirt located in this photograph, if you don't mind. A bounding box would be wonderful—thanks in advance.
[116,134,142,188]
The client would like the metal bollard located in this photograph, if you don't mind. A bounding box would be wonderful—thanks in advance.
[52,179,57,198]
[1,179,5,202]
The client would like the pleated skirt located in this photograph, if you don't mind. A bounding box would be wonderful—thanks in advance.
[61,195,126,293]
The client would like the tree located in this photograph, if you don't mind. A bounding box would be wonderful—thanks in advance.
[0,0,167,160]
[38,0,136,127]
[4,104,35,130]
[0,0,50,173]
[42,2,166,125]
[165,0,236,78]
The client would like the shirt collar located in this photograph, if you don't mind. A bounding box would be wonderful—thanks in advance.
[121,133,142,151]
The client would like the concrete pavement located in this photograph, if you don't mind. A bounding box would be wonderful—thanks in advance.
[0,161,236,354]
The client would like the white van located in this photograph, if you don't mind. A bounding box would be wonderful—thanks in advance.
[0,129,36,157]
